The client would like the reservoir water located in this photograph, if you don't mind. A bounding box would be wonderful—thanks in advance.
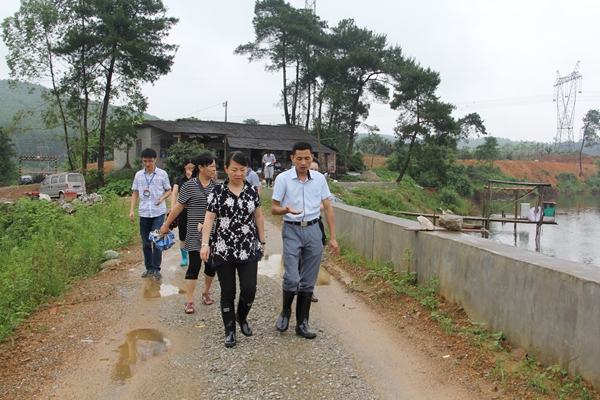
[485,194,600,267]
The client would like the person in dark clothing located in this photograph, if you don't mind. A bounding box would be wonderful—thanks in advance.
[170,157,195,267]
[200,152,266,348]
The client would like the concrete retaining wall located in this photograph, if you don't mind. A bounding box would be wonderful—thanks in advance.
[330,202,600,389]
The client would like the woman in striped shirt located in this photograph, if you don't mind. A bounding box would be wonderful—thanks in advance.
[161,152,217,314]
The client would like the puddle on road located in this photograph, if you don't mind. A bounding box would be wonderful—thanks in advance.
[259,253,330,285]
[112,329,171,384]
[259,253,283,278]
[143,280,185,299]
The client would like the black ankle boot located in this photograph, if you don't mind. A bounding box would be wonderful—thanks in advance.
[276,290,296,332]
[222,306,236,347]
[236,298,253,337]
[295,291,317,339]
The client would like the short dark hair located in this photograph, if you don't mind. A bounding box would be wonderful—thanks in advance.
[183,157,195,167]
[141,148,157,159]
[292,141,312,154]
[311,158,320,166]
[226,151,248,167]
[195,152,215,168]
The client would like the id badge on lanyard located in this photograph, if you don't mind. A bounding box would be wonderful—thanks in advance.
[143,172,155,198]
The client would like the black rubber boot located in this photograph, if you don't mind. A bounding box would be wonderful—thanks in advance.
[236,298,253,337]
[276,290,296,332]
[295,291,317,339]
[222,306,236,348]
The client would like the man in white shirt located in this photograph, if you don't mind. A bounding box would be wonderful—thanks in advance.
[271,142,339,339]
[262,151,276,187]
[129,148,171,281]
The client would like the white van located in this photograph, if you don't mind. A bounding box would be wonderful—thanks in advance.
[39,172,86,199]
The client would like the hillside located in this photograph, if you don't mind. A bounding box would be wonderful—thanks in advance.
[363,154,599,188]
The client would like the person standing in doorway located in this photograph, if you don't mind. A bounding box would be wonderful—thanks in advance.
[160,153,218,314]
[201,151,265,348]
[170,157,195,267]
[262,151,276,187]
[129,148,172,281]
[271,141,338,339]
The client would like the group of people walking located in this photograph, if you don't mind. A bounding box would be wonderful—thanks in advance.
[129,142,338,347]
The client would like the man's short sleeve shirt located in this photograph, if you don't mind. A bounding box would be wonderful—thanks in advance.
[132,167,171,218]
[272,169,331,223]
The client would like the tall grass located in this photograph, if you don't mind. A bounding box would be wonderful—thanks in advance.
[0,195,138,341]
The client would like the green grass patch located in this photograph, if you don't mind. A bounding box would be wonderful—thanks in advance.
[0,195,138,341]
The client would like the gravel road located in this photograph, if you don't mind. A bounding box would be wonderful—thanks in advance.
[7,216,478,400]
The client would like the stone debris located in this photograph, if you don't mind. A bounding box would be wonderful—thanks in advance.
[439,214,463,231]
[417,216,435,230]
[359,170,379,181]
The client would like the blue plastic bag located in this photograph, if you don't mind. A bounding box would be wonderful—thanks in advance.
[149,230,175,251]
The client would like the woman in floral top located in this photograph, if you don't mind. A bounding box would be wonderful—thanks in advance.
[201,151,265,348]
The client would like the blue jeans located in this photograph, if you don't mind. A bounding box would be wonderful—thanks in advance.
[140,214,165,271]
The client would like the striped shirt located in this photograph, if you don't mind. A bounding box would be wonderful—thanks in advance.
[132,167,171,218]
[177,177,216,252]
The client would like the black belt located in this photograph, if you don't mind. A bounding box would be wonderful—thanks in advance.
[284,218,319,227]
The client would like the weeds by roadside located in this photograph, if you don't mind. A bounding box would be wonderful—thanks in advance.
[0,195,137,342]
[333,245,598,400]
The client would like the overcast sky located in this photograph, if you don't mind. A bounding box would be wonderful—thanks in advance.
[1,0,599,143]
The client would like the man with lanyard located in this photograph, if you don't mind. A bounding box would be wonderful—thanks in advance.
[129,148,172,281]
[262,151,276,188]
[271,141,339,339]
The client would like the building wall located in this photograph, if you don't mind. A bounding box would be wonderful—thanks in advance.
[328,202,600,389]
[114,127,167,169]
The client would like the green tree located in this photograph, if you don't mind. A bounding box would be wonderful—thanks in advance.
[0,127,18,183]
[2,0,179,186]
[456,146,473,160]
[163,141,214,183]
[2,0,78,170]
[579,109,600,176]
[475,136,500,165]
[390,65,485,183]
[243,118,261,125]
[235,0,326,127]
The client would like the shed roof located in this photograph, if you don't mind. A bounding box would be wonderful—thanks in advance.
[138,120,336,154]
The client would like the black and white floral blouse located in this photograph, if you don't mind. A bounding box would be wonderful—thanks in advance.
[206,179,263,267]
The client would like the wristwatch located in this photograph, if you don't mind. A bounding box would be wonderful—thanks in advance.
[201,243,209,247]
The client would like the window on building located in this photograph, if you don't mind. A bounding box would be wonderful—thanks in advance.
[160,139,175,158]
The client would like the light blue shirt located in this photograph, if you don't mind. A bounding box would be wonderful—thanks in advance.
[246,169,260,187]
[132,167,171,218]
[272,168,331,223]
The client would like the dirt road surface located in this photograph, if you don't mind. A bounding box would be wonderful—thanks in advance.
[1,215,485,399]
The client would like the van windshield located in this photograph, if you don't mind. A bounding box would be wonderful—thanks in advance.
[68,175,83,182]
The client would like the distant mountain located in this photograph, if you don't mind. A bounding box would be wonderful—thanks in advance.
[0,79,160,162]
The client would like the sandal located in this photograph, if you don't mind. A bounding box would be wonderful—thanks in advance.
[184,302,195,314]
[202,292,214,305]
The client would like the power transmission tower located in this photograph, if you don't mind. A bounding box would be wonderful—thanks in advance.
[553,61,582,152]
[305,0,316,13]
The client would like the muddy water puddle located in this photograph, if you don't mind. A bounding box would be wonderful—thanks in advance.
[259,253,330,285]
[112,329,171,383]
[143,280,185,299]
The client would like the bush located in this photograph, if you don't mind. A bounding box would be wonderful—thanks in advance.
[556,172,587,193]
[439,187,462,208]
[164,141,215,182]
[97,179,133,196]
[348,151,366,171]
